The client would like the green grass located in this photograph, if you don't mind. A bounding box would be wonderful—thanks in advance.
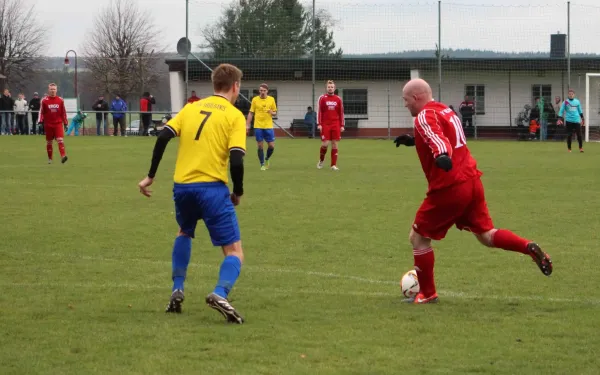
[1,136,600,375]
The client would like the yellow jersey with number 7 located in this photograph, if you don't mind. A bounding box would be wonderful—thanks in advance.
[165,95,246,184]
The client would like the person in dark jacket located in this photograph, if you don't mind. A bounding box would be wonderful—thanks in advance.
[29,92,41,135]
[139,92,155,136]
[459,95,475,128]
[92,95,109,135]
[0,89,14,135]
[110,94,128,136]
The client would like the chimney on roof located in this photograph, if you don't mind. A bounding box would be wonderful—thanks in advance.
[550,33,566,58]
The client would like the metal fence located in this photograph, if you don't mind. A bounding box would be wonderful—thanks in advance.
[0,110,174,137]
[181,1,600,141]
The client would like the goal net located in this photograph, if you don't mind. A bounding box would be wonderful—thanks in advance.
[585,73,600,142]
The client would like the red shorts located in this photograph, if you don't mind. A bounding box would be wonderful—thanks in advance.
[412,177,494,240]
[320,125,341,141]
[45,123,65,141]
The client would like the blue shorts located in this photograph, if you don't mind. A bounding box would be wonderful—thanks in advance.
[254,128,275,142]
[173,182,240,246]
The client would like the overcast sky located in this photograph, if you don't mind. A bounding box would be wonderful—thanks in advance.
[37,0,600,56]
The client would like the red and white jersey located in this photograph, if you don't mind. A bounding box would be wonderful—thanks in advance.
[39,95,68,125]
[317,93,344,127]
[413,100,482,193]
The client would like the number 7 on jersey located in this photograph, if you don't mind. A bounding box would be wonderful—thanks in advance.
[195,110,212,140]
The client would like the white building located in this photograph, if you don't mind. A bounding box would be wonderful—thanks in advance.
[165,56,600,138]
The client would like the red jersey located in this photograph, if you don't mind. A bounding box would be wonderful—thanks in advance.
[39,95,68,125]
[187,95,200,104]
[317,93,344,127]
[413,101,481,193]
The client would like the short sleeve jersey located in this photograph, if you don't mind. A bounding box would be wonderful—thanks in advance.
[249,95,277,129]
[166,95,247,184]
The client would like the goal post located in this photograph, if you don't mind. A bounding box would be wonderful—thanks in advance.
[585,73,600,143]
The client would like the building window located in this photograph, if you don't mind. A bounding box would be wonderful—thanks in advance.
[342,89,368,117]
[531,84,552,105]
[464,85,485,115]
[235,89,250,117]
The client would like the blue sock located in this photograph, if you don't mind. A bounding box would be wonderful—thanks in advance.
[172,235,192,291]
[266,147,274,160]
[258,148,264,165]
[213,255,242,299]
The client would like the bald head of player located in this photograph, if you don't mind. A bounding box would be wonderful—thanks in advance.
[402,78,433,116]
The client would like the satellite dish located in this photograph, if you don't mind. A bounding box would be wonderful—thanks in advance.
[176,37,192,56]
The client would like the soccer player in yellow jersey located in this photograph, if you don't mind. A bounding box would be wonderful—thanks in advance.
[137,64,247,324]
[246,83,277,170]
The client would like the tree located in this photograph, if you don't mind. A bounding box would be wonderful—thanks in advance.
[0,0,45,87]
[82,0,160,100]
[202,0,342,58]
[434,43,450,59]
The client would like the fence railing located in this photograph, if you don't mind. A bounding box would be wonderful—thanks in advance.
[1,108,598,141]
[0,110,176,136]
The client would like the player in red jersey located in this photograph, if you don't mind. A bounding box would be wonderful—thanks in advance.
[394,78,552,304]
[38,83,69,164]
[317,80,344,171]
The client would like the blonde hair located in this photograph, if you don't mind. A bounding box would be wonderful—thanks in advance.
[211,64,243,92]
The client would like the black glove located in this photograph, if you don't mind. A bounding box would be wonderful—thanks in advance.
[435,153,453,172]
[393,134,415,147]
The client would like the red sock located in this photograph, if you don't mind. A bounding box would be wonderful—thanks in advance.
[331,148,338,166]
[46,141,53,160]
[413,247,436,297]
[319,146,327,162]
[492,229,530,255]
[57,138,66,158]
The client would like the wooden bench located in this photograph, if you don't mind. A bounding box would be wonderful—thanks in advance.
[344,118,360,129]
[290,118,313,136]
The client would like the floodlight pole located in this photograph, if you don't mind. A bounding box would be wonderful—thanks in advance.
[185,0,189,102]
[437,1,442,101]
[567,1,571,89]
[64,50,78,107]
[311,0,316,134]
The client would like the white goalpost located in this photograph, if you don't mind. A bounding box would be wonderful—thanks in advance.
[585,73,600,143]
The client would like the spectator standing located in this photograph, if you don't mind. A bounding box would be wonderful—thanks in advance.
[110,94,127,136]
[459,95,475,128]
[92,95,109,135]
[139,91,156,136]
[14,93,28,135]
[29,92,41,135]
[0,89,13,135]
[187,90,200,104]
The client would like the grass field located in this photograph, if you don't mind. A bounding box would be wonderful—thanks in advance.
[2,136,600,375]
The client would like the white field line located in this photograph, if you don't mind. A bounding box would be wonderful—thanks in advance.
[7,252,600,305]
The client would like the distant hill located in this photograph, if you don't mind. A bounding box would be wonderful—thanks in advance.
[37,49,600,70]
[344,49,600,58]
[36,53,175,70]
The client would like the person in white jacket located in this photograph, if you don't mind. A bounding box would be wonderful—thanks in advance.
[14,93,28,135]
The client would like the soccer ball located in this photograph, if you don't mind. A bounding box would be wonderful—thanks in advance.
[400,270,420,298]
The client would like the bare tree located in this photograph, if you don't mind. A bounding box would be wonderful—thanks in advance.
[0,0,45,86]
[82,0,160,100]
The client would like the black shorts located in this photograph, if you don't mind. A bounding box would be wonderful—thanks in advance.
[565,121,581,134]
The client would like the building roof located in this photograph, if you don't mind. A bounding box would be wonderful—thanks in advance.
[165,56,600,81]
